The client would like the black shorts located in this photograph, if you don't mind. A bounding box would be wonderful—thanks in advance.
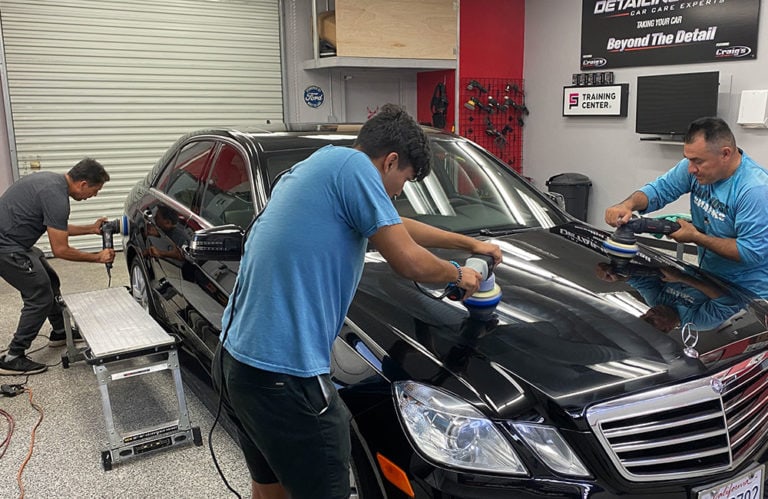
[216,346,352,499]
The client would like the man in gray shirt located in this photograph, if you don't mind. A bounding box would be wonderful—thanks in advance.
[0,158,115,375]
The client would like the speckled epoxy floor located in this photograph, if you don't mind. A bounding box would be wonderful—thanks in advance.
[0,252,251,499]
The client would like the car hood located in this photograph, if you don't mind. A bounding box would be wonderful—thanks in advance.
[348,222,768,418]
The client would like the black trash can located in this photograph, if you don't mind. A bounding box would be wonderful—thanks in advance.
[546,173,592,221]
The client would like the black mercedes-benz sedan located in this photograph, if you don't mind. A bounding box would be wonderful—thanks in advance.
[123,124,768,498]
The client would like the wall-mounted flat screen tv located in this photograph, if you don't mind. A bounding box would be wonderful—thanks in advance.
[636,71,719,136]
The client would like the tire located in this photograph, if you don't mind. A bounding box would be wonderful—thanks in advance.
[129,257,155,315]
[349,430,384,499]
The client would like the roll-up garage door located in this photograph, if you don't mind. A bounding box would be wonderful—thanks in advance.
[0,0,282,252]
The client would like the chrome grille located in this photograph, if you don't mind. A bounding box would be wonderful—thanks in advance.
[721,354,768,463]
[587,352,768,482]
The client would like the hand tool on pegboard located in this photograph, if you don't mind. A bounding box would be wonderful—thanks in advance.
[466,79,489,94]
[459,77,525,173]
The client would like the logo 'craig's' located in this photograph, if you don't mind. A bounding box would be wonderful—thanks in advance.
[594,0,679,14]
[716,46,752,58]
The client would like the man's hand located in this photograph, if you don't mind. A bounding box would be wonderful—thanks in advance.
[605,191,650,227]
[659,267,684,283]
[470,240,502,267]
[91,217,108,235]
[96,248,115,264]
[594,262,626,283]
[457,265,482,299]
[666,219,697,243]
[604,203,634,227]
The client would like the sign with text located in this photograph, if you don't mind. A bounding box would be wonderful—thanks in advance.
[563,84,629,116]
[581,0,759,69]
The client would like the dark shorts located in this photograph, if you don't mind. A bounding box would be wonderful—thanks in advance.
[215,346,352,499]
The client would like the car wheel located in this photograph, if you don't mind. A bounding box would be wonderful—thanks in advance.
[349,431,384,499]
[129,257,155,315]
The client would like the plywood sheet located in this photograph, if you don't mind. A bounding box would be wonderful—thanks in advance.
[335,0,456,60]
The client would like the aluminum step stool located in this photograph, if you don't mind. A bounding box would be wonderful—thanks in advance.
[60,286,202,471]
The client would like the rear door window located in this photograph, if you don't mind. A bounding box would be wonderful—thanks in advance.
[199,143,254,227]
[155,141,216,211]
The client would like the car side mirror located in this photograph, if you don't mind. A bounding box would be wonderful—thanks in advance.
[183,224,244,262]
[546,191,567,211]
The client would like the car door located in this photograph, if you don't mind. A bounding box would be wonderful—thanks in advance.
[180,140,255,356]
[145,139,215,329]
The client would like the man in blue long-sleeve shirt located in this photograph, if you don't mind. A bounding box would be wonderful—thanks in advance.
[605,117,768,298]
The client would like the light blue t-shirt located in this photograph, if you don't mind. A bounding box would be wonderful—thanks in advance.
[639,151,768,298]
[221,145,401,377]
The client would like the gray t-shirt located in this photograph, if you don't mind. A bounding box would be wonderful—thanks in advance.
[0,172,70,252]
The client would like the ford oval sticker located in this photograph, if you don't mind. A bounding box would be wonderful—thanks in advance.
[304,85,325,108]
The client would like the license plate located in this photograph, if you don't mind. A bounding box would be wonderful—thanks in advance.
[697,464,764,499]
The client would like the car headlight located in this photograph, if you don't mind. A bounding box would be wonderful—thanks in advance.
[393,381,526,475]
[513,423,590,477]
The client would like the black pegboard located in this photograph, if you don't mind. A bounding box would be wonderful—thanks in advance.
[458,78,527,173]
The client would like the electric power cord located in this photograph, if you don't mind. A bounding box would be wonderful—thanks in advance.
[16,386,43,499]
[0,407,14,459]
[207,171,285,498]
[208,357,242,499]
[208,271,244,499]
[0,381,43,499]
[413,280,454,300]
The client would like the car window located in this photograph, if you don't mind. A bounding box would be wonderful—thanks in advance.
[263,149,326,191]
[395,139,567,233]
[155,140,216,210]
[199,143,254,227]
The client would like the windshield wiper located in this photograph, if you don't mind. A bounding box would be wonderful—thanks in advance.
[476,226,529,237]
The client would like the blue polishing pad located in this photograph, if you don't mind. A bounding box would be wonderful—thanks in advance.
[602,238,638,259]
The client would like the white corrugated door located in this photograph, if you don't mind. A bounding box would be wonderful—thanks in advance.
[0,0,282,252]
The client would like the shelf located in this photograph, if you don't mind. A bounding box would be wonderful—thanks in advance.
[302,56,457,71]
[639,137,684,145]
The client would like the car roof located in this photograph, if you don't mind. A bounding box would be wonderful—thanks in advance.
[193,123,455,153]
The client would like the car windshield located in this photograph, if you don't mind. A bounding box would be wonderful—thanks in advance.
[394,137,568,234]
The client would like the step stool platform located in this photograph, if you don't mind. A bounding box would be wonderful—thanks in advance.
[61,286,201,470]
[63,287,175,359]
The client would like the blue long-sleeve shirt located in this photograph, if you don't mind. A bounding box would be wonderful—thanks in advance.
[639,151,768,298]
[628,275,742,331]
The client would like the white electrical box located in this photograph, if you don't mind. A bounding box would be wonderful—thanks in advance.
[737,90,768,128]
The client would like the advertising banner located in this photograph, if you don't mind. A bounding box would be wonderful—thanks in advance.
[581,0,759,70]
[563,84,629,116]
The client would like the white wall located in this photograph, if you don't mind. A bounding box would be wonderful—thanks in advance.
[281,0,418,124]
[523,1,768,229]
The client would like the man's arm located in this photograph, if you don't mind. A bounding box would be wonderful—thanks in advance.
[604,191,649,227]
[401,217,502,265]
[660,267,725,299]
[670,220,740,261]
[370,223,488,297]
[67,217,106,236]
[47,226,115,263]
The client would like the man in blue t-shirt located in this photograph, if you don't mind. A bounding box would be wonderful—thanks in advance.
[605,117,768,298]
[0,158,115,376]
[215,104,502,499]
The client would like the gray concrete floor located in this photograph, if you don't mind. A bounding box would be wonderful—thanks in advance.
[0,252,250,499]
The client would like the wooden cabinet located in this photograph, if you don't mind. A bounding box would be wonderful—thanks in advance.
[305,0,457,70]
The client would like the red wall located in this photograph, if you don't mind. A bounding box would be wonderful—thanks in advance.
[416,0,525,129]
[459,0,525,79]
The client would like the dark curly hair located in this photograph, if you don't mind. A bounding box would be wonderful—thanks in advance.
[353,104,432,181]
[68,157,110,185]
